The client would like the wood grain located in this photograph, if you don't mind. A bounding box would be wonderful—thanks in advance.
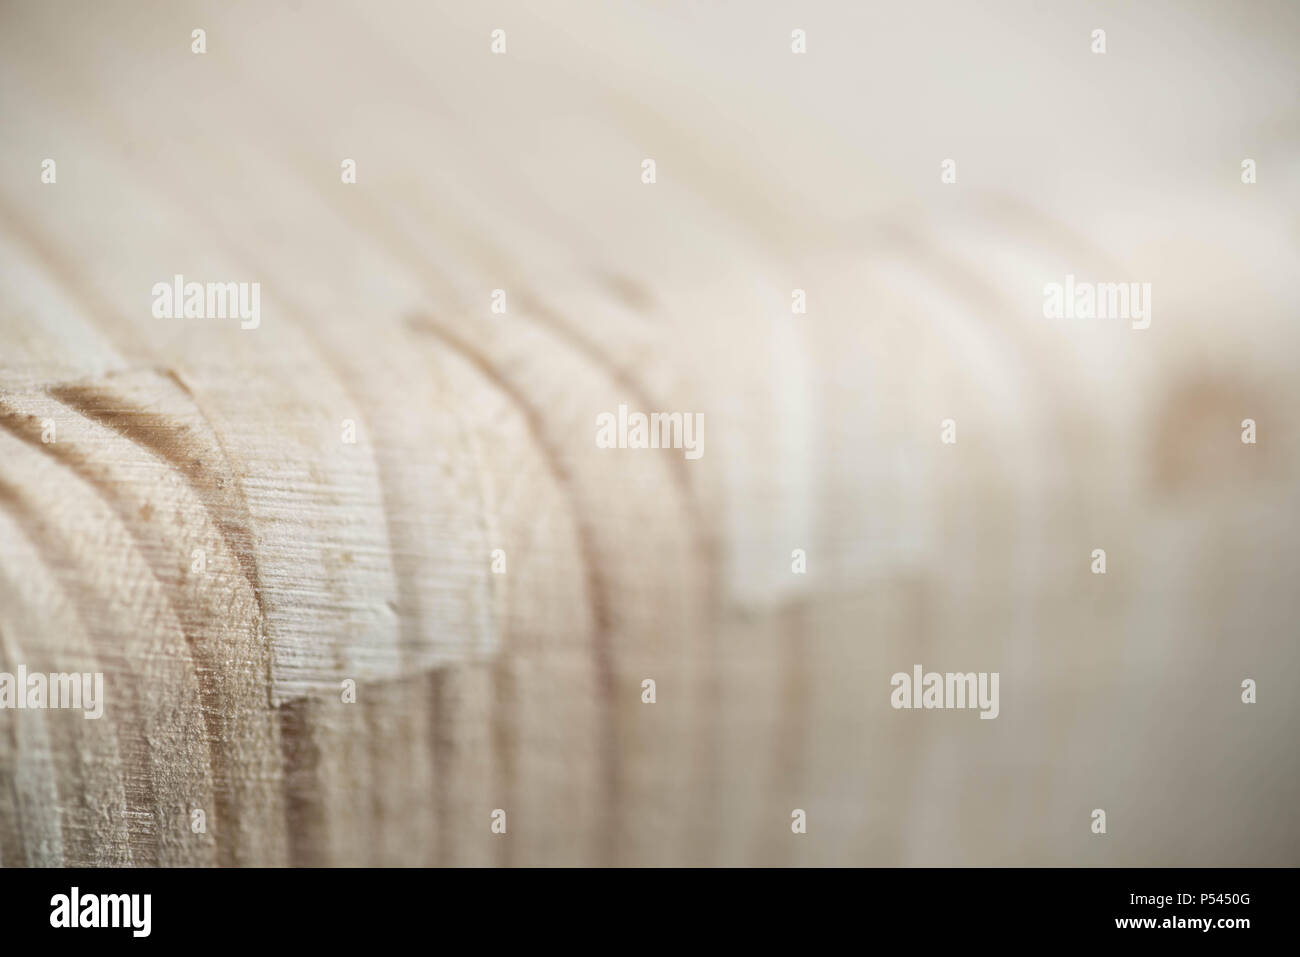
[1,1,1298,865]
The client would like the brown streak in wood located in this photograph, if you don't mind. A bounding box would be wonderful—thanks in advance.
[0,476,161,866]
[405,315,619,865]
[0,402,250,865]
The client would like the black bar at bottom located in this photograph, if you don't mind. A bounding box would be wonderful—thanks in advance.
[0,867,1287,943]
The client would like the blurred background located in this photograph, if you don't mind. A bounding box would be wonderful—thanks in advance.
[0,0,1297,865]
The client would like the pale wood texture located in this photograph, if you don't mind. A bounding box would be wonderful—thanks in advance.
[1,1,1298,865]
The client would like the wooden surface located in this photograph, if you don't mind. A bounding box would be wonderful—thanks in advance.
[0,1,1298,866]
